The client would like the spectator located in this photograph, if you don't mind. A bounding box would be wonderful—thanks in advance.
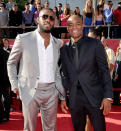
[104,1,113,24]
[52,6,60,38]
[34,2,41,25]
[113,1,121,38]
[0,39,4,123]
[60,7,70,27]
[98,0,108,10]
[53,6,60,26]
[104,1,113,38]
[0,3,8,27]
[73,7,83,19]
[6,0,16,11]
[101,36,115,78]
[29,0,36,13]
[0,2,9,38]
[35,0,41,6]
[9,4,22,26]
[83,0,95,35]
[58,3,63,16]
[43,0,49,8]
[88,28,101,40]
[95,4,105,25]
[112,41,121,105]
[60,6,70,38]
[8,4,22,38]
[64,4,73,15]
[22,2,34,27]
[0,38,11,123]
[2,38,11,53]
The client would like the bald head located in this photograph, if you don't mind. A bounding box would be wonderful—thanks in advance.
[67,15,83,25]
[39,8,55,16]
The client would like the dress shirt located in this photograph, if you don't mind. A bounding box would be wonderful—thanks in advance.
[0,10,9,26]
[36,30,55,83]
[104,8,113,23]
[22,11,34,26]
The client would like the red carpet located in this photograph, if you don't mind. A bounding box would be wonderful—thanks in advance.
[0,100,121,131]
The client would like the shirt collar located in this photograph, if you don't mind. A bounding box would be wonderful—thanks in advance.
[36,29,54,45]
[70,36,85,46]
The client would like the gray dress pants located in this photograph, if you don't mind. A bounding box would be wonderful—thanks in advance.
[22,83,59,131]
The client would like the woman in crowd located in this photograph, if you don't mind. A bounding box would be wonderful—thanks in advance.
[60,6,70,38]
[53,6,60,27]
[52,6,61,38]
[83,0,95,36]
[98,0,108,10]
[95,4,105,26]
[73,7,83,18]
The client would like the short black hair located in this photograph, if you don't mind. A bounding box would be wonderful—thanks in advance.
[39,8,55,15]
[58,3,62,7]
[108,1,112,4]
[67,15,83,24]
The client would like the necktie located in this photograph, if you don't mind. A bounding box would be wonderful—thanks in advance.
[73,42,78,71]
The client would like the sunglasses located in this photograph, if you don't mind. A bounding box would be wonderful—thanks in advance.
[40,14,55,21]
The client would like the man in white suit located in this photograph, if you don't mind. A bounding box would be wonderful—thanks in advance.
[7,8,65,131]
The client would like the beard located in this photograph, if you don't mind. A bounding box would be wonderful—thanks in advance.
[38,23,53,33]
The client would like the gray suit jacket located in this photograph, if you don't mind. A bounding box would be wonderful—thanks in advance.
[7,29,65,105]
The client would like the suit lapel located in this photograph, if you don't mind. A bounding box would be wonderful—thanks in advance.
[52,37,59,73]
[30,30,40,77]
[67,41,75,67]
[78,37,88,71]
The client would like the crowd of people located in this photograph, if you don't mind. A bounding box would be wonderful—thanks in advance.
[0,0,121,38]
[0,0,121,131]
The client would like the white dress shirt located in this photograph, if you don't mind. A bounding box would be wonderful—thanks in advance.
[36,30,55,83]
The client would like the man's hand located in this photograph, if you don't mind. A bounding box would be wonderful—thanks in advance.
[100,98,112,115]
[61,100,68,114]
[14,88,19,96]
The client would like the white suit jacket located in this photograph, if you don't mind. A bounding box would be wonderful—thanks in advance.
[7,29,65,105]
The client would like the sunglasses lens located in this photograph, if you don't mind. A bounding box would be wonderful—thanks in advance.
[50,16,55,21]
[42,15,55,21]
[42,15,48,19]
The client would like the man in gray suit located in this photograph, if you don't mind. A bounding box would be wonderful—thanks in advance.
[7,8,65,131]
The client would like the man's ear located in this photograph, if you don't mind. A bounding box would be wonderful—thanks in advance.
[67,26,69,33]
[37,17,39,24]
